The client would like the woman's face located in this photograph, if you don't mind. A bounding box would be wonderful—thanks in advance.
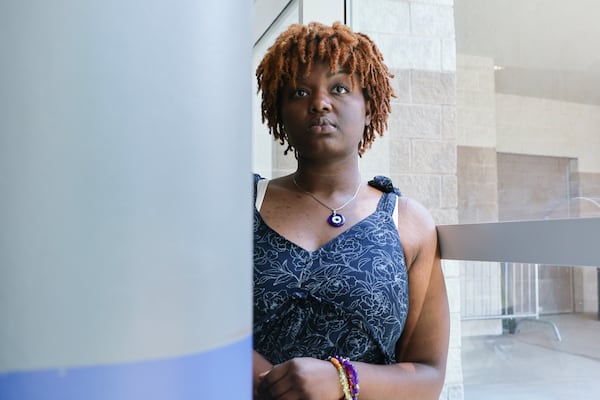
[279,61,371,160]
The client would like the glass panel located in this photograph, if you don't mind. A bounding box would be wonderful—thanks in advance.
[455,1,600,398]
[251,2,600,398]
[455,1,600,225]
[251,1,346,177]
[462,263,600,399]
[252,1,299,177]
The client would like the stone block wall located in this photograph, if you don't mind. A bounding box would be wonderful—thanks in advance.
[457,146,498,223]
[455,53,498,225]
[577,173,600,207]
[493,78,600,318]
[496,94,600,173]
[497,153,573,221]
[456,50,600,321]
[571,171,600,314]
[456,55,497,148]
[268,2,463,397]
[353,1,462,399]
[455,55,502,336]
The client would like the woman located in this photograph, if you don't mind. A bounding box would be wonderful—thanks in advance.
[253,22,449,400]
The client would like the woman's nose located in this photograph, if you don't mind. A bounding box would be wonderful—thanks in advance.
[310,91,332,113]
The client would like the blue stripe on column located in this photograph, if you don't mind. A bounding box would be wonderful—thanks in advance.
[0,335,251,400]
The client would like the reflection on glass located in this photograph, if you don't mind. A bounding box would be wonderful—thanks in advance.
[252,1,300,177]
[462,262,600,400]
[455,1,600,225]
[455,1,600,398]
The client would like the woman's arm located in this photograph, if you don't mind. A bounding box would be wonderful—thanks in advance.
[355,207,449,399]
[256,197,450,400]
[362,196,449,399]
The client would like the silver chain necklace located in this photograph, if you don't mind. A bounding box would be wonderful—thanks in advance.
[292,175,362,228]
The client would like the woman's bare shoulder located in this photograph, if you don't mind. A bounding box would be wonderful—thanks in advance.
[396,196,438,270]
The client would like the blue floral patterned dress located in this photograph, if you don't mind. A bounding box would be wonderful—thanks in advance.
[253,174,408,365]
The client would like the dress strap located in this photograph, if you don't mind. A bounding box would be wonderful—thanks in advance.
[367,176,401,196]
[368,176,401,228]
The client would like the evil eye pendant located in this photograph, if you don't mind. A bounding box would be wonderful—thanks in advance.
[327,212,345,228]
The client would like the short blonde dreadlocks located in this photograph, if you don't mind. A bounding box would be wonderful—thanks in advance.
[256,21,395,156]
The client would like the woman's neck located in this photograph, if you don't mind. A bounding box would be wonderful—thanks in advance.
[293,160,362,195]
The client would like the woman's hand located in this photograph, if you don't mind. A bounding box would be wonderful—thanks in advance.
[254,351,273,399]
[256,357,343,400]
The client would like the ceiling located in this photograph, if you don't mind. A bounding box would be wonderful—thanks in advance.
[454,0,600,105]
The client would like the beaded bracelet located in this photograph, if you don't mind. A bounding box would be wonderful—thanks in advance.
[338,356,360,400]
[330,356,360,400]
[329,356,353,400]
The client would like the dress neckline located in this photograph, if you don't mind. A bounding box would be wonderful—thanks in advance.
[255,192,391,254]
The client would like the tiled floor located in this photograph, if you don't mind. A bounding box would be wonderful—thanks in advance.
[462,313,600,400]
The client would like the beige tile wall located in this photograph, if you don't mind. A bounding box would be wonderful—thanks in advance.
[353,1,462,398]
[272,2,464,397]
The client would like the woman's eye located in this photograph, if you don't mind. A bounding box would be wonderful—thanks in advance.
[292,88,308,98]
[332,85,349,94]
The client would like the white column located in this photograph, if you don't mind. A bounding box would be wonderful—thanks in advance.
[0,1,252,398]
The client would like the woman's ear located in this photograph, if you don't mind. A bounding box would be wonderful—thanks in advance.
[364,101,372,126]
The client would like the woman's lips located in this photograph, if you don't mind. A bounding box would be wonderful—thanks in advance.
[307,117,336,133]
